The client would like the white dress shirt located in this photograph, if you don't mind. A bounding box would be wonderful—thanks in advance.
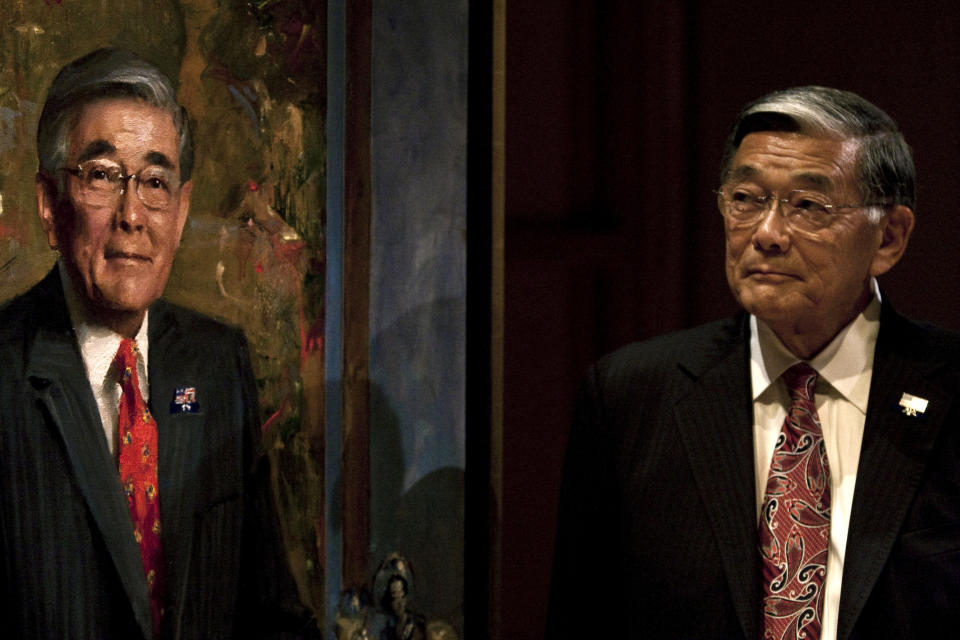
[59,261,150,458]
[750,281,881,640]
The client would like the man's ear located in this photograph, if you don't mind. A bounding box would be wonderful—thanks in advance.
[870,205,915,277]
[174,180,192,248]
[35,174,59,251]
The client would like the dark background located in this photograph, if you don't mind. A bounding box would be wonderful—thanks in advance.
[501,1,960,637]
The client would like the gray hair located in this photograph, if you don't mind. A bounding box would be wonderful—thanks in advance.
[36,48,193,189]
[719,86,915,223]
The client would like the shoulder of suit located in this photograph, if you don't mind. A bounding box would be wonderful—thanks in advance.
[0,274,69,393]
[0,289,35,334]
[879,307,960,371]
[0,272,64,343]
[596,315,745,377]
[151,298,246,343]
[148,300,255,391]
[880,301,960,347]
[0,270,58,314]
[572,317,746,430]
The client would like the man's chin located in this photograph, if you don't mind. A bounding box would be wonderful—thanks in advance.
[737,292,801,324]
[90,285,159,317]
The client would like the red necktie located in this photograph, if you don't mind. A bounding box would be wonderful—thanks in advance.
[114,338,165,638]
[759,363,831,640]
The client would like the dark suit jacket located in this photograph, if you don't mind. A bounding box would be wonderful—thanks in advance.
[547,303,960,639]
[0,270,313,639]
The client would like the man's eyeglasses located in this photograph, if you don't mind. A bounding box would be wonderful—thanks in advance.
[61,159,180,211]
[716,187,886,234]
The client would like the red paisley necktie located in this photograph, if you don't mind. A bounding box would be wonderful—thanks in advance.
[759,363,831,640]
[114,338,164,638]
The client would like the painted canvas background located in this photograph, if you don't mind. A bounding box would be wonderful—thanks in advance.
[0,0,327,622]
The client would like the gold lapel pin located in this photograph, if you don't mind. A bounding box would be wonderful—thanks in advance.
[899,392,929,417]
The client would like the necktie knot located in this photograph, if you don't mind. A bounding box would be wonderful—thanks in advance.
[113,338,140,384]
[782,362,817,403]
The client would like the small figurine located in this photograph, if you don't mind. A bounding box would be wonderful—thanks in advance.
[374,554,426,640]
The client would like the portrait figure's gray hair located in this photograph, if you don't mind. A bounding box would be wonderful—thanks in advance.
[36,48,193,188]
[719,86,916,220]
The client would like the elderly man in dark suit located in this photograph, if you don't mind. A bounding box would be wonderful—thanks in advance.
[0,49,314,639]
[548,86,960,639]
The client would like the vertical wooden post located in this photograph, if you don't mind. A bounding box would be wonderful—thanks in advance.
[342,0,372,592]
[466,0,500,637]
[490,2,506,636]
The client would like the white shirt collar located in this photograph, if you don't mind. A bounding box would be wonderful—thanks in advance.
[749,278,881,414]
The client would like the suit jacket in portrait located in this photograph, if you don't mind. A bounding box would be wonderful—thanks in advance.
[0,269,312,639]
[547,302,960,639]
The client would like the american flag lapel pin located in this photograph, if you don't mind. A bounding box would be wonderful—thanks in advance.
[170,386,201,414]
[899,392,928,417]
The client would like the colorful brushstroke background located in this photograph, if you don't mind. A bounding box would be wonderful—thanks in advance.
[0,0,326,623]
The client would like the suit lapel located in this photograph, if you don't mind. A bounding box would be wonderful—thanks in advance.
[25,272,153,640]
[836,306,954,640]
[148,300,204,626]
[673,317,760,640]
